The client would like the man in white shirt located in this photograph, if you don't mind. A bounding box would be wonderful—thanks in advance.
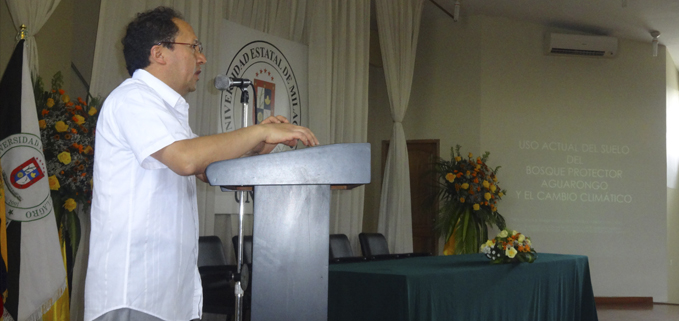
[84,7,318,321]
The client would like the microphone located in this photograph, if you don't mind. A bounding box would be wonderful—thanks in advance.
[215,75,252,90]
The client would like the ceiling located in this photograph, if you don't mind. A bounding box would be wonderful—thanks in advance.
[429,0,679,69]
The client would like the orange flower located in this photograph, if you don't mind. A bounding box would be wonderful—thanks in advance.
[445,173,455,183]
[58,89,65,95]
[71,128,77,134]
[66,101,74,107]
[41,109,49,116]
[75,105,82,110]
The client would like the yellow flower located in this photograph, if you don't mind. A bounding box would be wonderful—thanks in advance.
[57,151,72,165]
[485,240,494,247]
[459,197,465,203]
[498,230,508,238]
[506,247,518,258]
[512,230,519,236]
[63,198,77,212]
[55,121,69,132]
[61,94,70,103]
[39,119,46,129]
[498,192,504,197]
[461,183,469,189]
[490,184,497,192]
[468,152,473,158]
[518,234,526,243]
[46,98,55,108]
[473,203,480,211]
[73,115,85,125]
[48,175,60,190]
[484,192,491,201]
[445,173,455,183]
[482,180,490,189]
[88,106,98,116]
[454,156,461,162]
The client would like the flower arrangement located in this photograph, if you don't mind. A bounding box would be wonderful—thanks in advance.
[34,71,101,258]
[433,145,507,255]
[481,229,537,264]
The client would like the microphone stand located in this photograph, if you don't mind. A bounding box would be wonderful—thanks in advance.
[234,84,252,321]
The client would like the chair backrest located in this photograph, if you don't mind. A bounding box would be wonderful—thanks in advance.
[358,233,390,257]
[232,235,254,265]
[198,235,228,267]
[329,234,354,259]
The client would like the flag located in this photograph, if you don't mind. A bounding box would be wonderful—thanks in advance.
[0,40,69,321]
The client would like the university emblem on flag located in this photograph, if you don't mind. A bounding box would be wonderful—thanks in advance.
[220,40,302,154]
[10,157,44,189]
[254,78,275,124]
[0,133,52,222]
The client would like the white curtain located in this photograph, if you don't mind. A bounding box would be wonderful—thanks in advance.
[375,0,424,253]
[322,0,370,256]
[5,0,61,77]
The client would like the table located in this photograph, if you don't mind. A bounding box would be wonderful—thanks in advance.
[328,253,597,321]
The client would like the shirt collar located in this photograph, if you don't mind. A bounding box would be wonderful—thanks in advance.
[133,69,188,112]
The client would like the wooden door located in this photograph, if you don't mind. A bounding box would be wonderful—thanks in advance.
[382,139,439,254]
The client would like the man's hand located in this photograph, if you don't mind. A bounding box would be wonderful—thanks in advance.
[250,115,309,155]
[152,115,319,177]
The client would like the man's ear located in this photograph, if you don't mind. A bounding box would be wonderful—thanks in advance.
[149,45,167,65]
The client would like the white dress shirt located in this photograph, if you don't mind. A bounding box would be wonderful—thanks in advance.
[85,69,201,321]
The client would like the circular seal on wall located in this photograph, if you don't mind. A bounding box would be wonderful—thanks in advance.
[0,133,53,222]
[219,40,302,153]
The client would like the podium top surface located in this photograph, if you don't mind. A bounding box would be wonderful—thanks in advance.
[206,143,371,188]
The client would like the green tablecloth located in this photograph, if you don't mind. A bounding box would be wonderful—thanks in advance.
[328,253,597,321]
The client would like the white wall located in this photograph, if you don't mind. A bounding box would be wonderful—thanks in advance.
[366,1,673,302]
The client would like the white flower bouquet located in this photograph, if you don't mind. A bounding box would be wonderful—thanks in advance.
[481,229,537,264]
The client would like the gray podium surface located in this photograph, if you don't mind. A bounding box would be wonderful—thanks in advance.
[206,143,370,321]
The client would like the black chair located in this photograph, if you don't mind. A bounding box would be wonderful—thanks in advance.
[358,233,432,260]
[329,234,354,259]
[198,236,236,317]
[358,232,394,258]
[329,234,367,264]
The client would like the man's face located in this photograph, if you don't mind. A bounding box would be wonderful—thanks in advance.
[165,18,207,96]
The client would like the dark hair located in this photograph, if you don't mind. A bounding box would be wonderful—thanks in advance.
[122,6,183,76]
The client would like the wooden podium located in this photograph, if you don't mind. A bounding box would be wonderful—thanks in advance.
[206,143,371,321]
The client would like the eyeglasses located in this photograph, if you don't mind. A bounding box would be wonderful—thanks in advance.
[157,41,203,54]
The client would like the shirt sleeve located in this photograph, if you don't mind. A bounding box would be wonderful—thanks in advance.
[111,85,192,170]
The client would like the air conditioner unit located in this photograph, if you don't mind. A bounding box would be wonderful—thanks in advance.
[546,33,618,57]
